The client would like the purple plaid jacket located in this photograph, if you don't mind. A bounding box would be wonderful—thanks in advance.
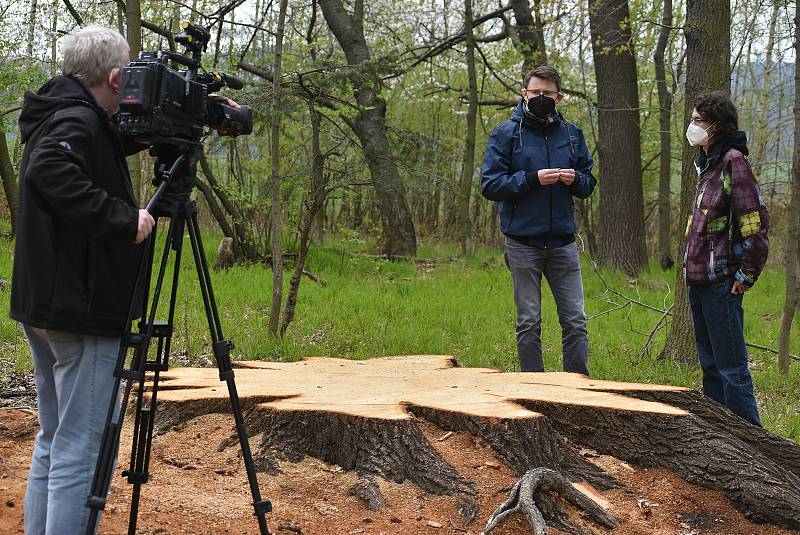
[681,148,769,287]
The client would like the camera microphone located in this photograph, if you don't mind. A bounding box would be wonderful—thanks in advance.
[220,73,244,90]
[206,72,244,90]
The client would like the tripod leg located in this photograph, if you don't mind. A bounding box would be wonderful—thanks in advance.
[184,203,272,535]
[124,207,186,535]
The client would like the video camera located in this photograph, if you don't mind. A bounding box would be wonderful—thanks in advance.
[116,21,253,206]
[117,21,253,144]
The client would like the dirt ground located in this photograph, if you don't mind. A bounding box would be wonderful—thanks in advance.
[0,407,797,535]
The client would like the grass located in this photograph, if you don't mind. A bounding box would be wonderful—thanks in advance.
[1,224,798,441]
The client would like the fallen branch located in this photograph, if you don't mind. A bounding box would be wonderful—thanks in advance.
[747,341,800,363]
[0,407,37,415]
[261,255,326,286]
[349,252,440,264]
[301,269,327,286]
[0,454,26,480]
[263,253,299,263]
[331,250,456,266]
[637,304,674,360]
[589,259,669,315]
[482,467,618,535]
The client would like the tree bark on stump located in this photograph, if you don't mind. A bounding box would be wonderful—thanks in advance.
[154,355,800,530]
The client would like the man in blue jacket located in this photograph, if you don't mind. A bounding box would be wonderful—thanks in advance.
[481,66,597,375]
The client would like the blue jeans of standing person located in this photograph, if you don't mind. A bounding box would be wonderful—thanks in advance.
[688,281,762,426]
[22,324,121,535]
[504,237,590,375]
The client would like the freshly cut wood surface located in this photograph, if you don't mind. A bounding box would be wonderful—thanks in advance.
[158,354,687,419]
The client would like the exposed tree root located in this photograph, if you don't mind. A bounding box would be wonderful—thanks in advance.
[481,468,619,535]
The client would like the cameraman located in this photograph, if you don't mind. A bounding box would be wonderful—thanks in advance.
[10,25,154,534]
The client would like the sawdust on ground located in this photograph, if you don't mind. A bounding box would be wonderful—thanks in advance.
[0,409,795,535]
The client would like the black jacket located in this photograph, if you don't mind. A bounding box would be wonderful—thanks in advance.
[10,75,143,336]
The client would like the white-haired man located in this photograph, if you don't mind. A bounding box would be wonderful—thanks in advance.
[10,25,155,534]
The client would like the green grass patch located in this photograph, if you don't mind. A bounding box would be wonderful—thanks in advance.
[1,231,798,441]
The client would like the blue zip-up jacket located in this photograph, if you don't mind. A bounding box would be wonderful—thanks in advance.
[481,102,596,238]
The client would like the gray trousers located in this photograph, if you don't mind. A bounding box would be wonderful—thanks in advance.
[504,237,589,375]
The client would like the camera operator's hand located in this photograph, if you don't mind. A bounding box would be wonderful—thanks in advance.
[538,168,561,186]
[558,168,576,186]
[135,209,155,244]
[209,95,241,109]
[209,95,242,136]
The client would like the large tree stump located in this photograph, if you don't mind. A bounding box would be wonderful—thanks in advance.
[154,355,800,529]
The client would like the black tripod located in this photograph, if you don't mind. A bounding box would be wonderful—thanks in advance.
[85,142,271,535]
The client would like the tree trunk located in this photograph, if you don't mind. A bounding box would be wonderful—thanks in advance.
[509,0,547,71]
[313,205,324,244]
[52,0,60,75]
[125,0,143,203]
[655,0,674,270]
[0,132,17,235]
[268,0,289,338]
[198,152,260,261]
[432,180,441,234]
[26,0,38,58]
[194,178,235,243]
[352,189,363,230]
[752,0,780,180]
[317,0,417,257]
[281,103,327,335]
[660,0,730,364]
[576,3,599,259]
[588,0,648,275]
[157,355,800,530]
[488,201,497,246]
[458,0,478,257]
[778,1,800,374]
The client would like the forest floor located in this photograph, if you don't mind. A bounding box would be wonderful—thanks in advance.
[1,406,798,535]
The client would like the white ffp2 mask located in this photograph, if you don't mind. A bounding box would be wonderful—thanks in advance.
[686,122,712,146]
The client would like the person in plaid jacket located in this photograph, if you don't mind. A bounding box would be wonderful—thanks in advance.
[681,91,769,426]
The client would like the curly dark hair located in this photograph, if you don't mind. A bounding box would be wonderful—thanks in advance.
[693,91,739,139]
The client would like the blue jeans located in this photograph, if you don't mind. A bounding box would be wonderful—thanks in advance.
[504,238,589,374]
[22,324,121,535]
[688,282,762,426]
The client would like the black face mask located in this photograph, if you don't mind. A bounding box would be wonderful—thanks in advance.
[526,94,556,117]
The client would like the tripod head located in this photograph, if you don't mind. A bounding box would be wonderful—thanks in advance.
[144,139,202,217]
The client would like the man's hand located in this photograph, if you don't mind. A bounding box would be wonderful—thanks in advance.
[731,281,750,295]
[209,95,242,136]
[135,209,155,244]
[538,168,561,186]
[209,95,241,109]
[558,168,576,185]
